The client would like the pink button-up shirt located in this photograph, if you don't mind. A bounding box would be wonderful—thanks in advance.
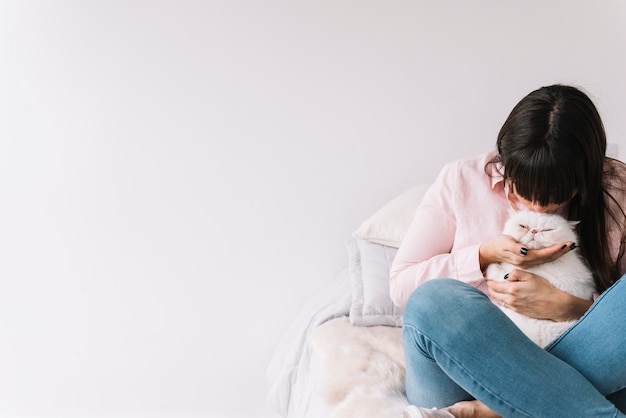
[389,151,626,308]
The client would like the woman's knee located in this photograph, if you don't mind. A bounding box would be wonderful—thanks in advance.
[403,279,489,334]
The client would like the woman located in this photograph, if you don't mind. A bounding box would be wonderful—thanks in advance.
[390,85,626,418]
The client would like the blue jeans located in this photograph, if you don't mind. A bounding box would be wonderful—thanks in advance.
[403,277,626,417]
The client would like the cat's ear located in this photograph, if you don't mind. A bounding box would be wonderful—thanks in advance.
[568,220,580,228]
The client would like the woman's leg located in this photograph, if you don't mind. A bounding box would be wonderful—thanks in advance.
[546,276,626,412]
[402,278,625,418]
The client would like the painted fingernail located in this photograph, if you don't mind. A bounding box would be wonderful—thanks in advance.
[561,244,567,250]
[504,273,509,280]
[570,243,577,250]
[520,247,528,256]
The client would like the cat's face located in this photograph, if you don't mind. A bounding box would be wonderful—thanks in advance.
[503,210,578,249]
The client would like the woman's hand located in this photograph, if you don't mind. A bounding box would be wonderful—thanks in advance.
[479,234,574,271]
[487,270,593,321]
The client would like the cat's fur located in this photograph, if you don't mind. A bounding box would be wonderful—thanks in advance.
[486,210,596,347]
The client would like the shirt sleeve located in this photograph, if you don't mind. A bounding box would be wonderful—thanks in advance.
[389,162,486,308]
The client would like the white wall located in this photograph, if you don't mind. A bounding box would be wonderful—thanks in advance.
[0,1,624,417]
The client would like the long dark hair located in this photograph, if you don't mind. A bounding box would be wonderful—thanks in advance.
[487,84,624,292]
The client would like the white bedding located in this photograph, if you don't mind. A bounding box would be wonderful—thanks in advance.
[266,267,353,418]
[266,265,410,418]
[309,317,408,418]
[267,184,430,417]
[266,237,409,417]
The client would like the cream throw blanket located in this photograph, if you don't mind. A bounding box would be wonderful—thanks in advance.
[309,317,409,418]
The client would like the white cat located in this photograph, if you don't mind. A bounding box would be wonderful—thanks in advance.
[486,210,596,347]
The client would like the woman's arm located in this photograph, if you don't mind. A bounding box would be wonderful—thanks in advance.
[389,203,483,307]
[389,161,488,308]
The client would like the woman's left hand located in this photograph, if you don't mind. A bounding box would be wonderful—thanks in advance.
[486,270,593,321]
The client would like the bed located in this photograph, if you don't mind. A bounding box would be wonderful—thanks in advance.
[267,184,431,418]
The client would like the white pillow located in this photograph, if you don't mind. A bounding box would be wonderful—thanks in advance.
[352,184,430,248]
[347,238,403,327]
